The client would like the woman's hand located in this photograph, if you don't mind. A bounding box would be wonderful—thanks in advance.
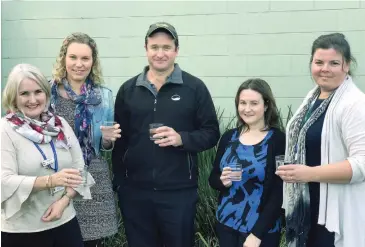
[275,164,314,183]
[50,168,82,188]
[41,196,70,222]
[243,233,261,247]
[100,123,122,142]
[220,167,232,188]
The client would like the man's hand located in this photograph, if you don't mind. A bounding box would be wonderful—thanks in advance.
[153,126,183,147]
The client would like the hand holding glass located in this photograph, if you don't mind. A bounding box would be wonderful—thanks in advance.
[101,121,121,142]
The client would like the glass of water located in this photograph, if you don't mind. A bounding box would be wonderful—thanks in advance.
[275,155,292,171]
[228,162,242,182]
[149,123,164,140]
[102,121,117,130]
[78,165,88,186]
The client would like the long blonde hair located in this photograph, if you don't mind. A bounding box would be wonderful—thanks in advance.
[52,32,103,84]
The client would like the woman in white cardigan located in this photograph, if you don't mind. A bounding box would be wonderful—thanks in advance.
[276,33,365,247]
[1,64,95,247]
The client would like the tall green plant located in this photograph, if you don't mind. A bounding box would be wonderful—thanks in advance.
[195,108,235,246]
[278,105,294,128]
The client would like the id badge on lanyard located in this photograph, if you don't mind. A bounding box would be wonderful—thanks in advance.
[33,141,63,195]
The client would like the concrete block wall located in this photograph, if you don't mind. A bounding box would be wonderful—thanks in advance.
[2,1,364,124]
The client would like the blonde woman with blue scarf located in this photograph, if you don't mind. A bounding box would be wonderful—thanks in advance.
[276,33,365,247]
[50,33,121,247]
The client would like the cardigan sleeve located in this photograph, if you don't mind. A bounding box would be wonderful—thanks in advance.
[251,131,286,239]
[208,129,233,192]
[1,119,37,220]
[341,97,365,184]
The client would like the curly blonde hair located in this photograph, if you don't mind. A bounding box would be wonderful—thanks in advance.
[52,32,103,84]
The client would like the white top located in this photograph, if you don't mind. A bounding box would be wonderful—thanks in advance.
[1,116,95,233]
[284,76,365,247]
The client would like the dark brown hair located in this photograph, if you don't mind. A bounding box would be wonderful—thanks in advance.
[235,78,283,132]
[310,33,356,75]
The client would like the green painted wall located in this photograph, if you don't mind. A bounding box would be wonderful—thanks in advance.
[2,1,365,123]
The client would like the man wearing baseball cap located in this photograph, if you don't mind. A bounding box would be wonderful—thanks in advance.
[112,22,220,247]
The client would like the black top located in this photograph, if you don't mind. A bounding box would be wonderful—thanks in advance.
[209,128,286,239]
[112,67,220,190]
[305,99,327,226]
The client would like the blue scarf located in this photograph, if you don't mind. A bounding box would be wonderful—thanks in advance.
[50,78,102,166]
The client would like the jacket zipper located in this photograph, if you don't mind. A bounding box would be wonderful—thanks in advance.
[123,149,129,177]
[187,153,193,179]
[152,96,157,186]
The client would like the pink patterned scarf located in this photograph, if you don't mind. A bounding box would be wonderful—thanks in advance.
[5,111,70,149]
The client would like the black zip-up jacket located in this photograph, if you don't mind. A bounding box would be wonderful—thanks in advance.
[112,67,220,190]
[209,128,285,239]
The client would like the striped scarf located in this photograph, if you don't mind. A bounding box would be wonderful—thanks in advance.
[285,87,335,247]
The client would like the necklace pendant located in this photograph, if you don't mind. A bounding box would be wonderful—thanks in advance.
[41,158,55,168]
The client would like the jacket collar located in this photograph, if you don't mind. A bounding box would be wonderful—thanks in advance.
[136,63,183,87]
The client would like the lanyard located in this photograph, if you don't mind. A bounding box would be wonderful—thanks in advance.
[301,97,318,128]
[33,141,58,172]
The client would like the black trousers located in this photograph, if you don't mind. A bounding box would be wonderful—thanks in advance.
[216,222,281,247]
[1,217,83,247]
[117,185,198,247]
[306,224,335,247]
[84,239,103,247]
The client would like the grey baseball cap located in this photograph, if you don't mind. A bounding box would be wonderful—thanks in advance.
[145,22,178,43]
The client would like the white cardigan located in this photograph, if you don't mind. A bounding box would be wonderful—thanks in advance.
[285,77,365,247]
[1,117,95,233]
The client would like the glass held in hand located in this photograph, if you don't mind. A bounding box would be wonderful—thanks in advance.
[149,123,164,141]
[102,120,118,129]
[275,155,293,171]
[228,162,242,182]
[78,165,88,186]
[101,121,118,139]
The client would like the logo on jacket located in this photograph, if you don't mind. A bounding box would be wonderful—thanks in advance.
[171,94,181,101]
